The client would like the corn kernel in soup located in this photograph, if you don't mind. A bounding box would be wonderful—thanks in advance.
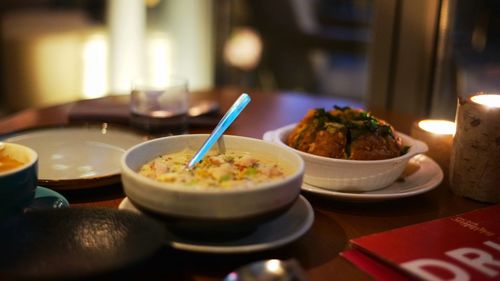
[0,151,24,172]
[139,149,290,189]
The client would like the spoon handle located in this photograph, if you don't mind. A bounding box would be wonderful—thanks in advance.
[187,93,251,169]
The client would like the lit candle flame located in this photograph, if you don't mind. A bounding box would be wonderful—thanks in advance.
[418,120,456,135]
[471,94,500,108]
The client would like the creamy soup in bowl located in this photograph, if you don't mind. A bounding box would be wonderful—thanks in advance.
[121,134,304,236]
[138,149,290,190]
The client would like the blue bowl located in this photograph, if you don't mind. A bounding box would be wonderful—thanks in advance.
[0,143,38,217]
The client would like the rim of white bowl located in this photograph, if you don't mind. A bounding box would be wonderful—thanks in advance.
[121,134,305,194]
[0,143,38,176]
[273,123,428,165]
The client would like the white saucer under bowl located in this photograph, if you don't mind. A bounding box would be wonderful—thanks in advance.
[302,154,443,202]
[119,195,314,254]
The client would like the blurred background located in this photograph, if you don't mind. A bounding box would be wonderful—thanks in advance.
[1,0,499,120]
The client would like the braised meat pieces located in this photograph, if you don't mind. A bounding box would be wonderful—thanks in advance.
[287,107,405,160]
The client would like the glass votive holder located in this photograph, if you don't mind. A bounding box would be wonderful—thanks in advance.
[449,93,500,203]
[411,119,455,172]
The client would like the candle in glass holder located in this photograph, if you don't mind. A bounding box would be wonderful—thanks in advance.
[449,93,500,203]
[411,119,455,171]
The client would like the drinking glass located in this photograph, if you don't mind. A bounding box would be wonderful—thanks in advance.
[130,76,189,137]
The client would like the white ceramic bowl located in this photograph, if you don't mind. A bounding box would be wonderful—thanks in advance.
[121,134,304,234]
[265,124,428,192]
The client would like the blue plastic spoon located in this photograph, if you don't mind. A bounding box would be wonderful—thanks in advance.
[186,93,251,169]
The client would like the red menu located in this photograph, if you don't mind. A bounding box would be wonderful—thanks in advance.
[344,204,500,281]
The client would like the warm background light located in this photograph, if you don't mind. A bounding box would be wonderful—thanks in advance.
[470,94,500,108]
[108,0,146,94]
[146,32,172,87]
[418,120,456,135]
[1,1,214,111]
[82,31,108,99]
[2,10,86,110]
[224,27,263,70]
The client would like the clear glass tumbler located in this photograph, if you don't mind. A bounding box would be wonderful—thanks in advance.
[130,76,189,137]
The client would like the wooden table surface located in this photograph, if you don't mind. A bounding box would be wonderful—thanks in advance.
[0,88,490,281]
